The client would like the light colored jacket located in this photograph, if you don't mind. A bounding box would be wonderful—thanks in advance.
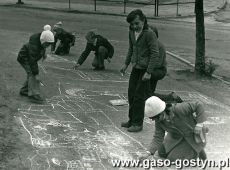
[149,102,207,155]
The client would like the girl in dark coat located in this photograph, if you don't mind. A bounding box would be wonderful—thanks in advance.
[17,30,54,103]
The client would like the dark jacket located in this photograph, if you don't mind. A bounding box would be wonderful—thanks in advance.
[157,40,167,70]
[17,33,45,75]
[125,28,160,74]
[51,28,75,51]
[77,35,114,65]
[149,102,207,155]
[150,40,167,80]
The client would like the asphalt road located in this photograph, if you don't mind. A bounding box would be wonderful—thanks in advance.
[0,6,230,170]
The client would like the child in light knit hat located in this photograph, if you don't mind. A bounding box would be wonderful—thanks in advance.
[17,30,54,104]
[138,96,208,162]
[43,24,51,31]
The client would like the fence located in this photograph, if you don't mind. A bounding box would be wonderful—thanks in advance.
[17,0,197,17]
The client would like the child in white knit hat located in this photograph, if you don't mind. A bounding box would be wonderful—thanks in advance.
[17,30,54,104]
[138,96,208,162]
[43,24,51,31]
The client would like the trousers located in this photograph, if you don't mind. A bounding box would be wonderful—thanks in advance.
[92,46,108,68]
[158,140,198,161]
[128,68,151,126]
[19,62,40,96]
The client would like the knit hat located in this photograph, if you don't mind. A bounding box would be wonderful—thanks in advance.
[43,24,51,31]
[145,96,166,118]
[40,30,54,44]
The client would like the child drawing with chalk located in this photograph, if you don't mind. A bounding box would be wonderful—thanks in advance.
[17,29,54,104]
[51,22,76,56]
[73,31,114,71]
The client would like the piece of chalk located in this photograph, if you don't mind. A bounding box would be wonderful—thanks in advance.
[40,82,44,86]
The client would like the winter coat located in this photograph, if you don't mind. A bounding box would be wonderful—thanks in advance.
[125,28,160,74]
[149,102,207,155]
[17,33,45,75]
[51,28,75,51]
[151,40,167,80]
[77,35,114,65]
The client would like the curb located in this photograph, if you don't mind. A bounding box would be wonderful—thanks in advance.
[167,51,230,86]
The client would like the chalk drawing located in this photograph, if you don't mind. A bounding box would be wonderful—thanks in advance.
[18,86,146,170]
[45,64,129,83]
[46,54,74,64]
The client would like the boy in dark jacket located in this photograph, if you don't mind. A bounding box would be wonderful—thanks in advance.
[73,31,114,70]
[17,30,54,103]
[51,22,75,55]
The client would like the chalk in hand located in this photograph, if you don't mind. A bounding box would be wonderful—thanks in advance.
[40,81,45,86]
[120,70,125,76]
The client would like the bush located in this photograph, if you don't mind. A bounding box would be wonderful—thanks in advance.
[204,59,218,77]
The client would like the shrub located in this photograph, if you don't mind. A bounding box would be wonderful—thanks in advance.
[204,59,218,77]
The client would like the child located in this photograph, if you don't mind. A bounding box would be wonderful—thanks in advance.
[73,31,114,70]
[139,96,207,161]
[17,30,54,104]
[43,24,51,31]
[51,22,75,55]
[120,9,159,132]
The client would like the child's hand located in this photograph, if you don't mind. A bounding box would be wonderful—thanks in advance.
[142,72,151,81]
[73,63,80,70]
[107,58,111,63]
[138,151,152,162]
[120,65,128,76]
[35,75,41,82]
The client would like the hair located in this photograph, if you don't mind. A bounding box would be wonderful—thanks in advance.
[85,31,96,43]
[126,9,148,30]
[149,25,159,38]
[150,103,173,121]
[165,103,172,115]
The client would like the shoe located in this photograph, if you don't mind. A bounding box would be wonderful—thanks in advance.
[20,91,28,96]
[29,95,44,104]
[93,66,105,71]
[127,125,143,132]
[121,121,131,128]
[199,150,207,160]
[169,92,183,103]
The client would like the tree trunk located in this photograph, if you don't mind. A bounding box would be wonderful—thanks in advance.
[16,0,24,4]
[195,0,205,74]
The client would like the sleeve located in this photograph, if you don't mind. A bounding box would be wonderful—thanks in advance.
[107,41,114,59]
[146,31,160,74]
[77,43,93,65]
[51,35,58,51]
[124,32,133,66]
[28,46,40,75]
[149,121,165,155]
[188,102,207,123]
